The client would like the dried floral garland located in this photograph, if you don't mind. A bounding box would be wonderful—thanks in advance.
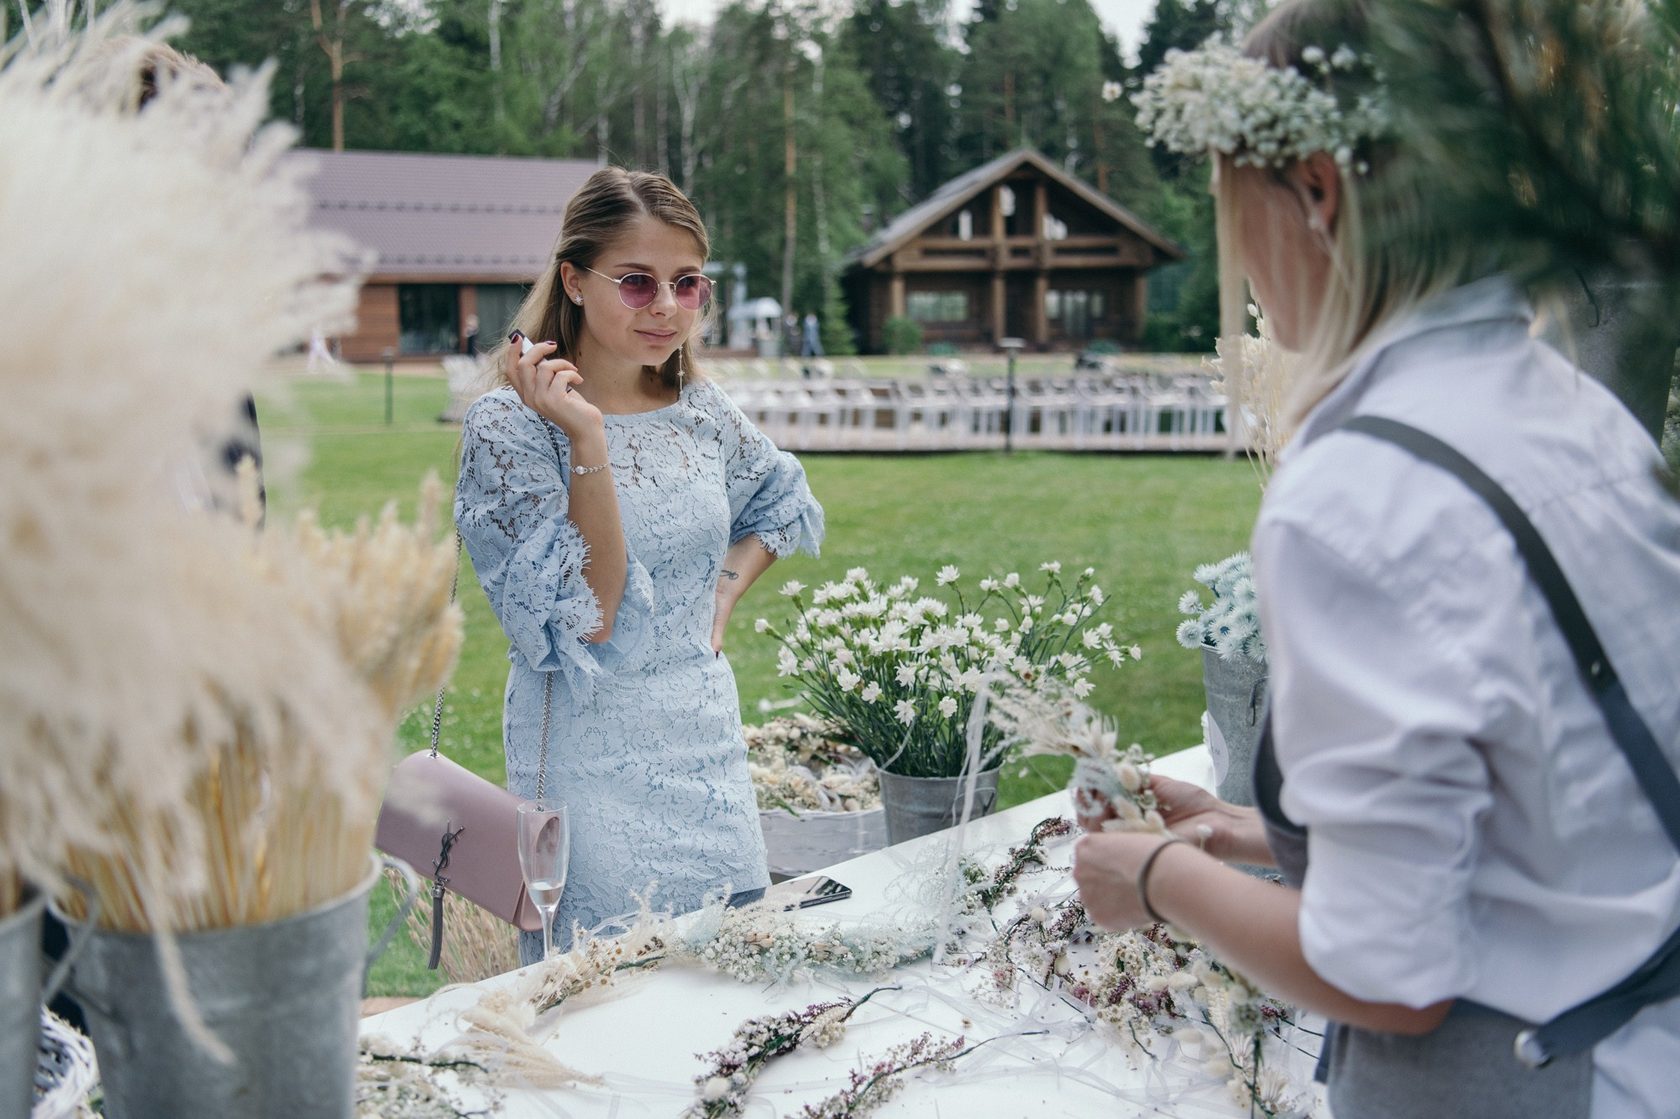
[795,1032,970,1119]
[356,1039,498,1119]
[966,815,1074,911]
[445,897,937,1088]
[684,989,890,1118]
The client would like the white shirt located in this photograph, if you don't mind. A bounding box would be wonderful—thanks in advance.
[1253,277,1680,1117]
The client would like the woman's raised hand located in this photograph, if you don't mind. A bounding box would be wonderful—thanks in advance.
[507,333,602,441]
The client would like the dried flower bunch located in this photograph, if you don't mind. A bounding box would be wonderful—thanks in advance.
[0,13,458,942]
[943,817,1308,1118]
[1134,37,1389,172]
[1175,552,1266,664]
[680,901,936,985]
[759,564,1137,778]
[1208,306,1295,485]
[1075,923,1306,1117]
[989,687,1166,832]
[966,816,1074,912]
[746,714,881,814]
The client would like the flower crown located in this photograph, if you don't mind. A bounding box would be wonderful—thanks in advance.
[1134,39,1389,173]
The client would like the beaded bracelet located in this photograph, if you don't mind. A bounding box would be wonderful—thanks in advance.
[1137,837,1188,925]
[571,462,610,476]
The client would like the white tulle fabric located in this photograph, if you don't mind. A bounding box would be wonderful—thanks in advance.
[456,380,823,960]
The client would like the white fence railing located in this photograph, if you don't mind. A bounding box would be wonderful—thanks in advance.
[719,371,1237,453]
[441,354,1243,454]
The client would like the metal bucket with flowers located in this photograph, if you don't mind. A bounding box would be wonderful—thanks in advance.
[746,715,886,877]
[758,565,1138,845]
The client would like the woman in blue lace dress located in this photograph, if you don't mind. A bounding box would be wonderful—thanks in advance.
[455,168,823,962]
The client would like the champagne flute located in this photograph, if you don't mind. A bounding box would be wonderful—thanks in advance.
[516,799,570,962]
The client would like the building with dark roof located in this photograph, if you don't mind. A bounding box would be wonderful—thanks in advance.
[841,148,1183,353]
[286,149,601,362]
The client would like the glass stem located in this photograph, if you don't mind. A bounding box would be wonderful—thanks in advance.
[541,904,558,961]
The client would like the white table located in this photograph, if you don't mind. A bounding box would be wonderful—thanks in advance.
[362,746,1325,1116]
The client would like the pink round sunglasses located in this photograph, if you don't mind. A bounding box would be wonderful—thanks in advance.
[584,266,713,310]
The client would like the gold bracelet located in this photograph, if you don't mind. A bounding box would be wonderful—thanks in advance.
[1137,837,1188,925]
[571,462,610,476]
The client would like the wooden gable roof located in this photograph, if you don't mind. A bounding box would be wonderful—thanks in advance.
[846,147,1184,270]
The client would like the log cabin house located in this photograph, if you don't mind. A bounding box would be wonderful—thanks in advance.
[841,148,1183,353]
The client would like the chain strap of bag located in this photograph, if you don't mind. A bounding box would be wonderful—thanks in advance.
[415,497,555,965]
[378,410,581,967]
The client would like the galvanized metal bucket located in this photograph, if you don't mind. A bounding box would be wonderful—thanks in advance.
[64,856,417,1119]
[1202,646,1268,807]
[1,888,91,1119]
[1,894,48,1119]
[878,768,1001,845]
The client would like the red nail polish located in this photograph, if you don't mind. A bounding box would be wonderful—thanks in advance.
[508,330,522,343]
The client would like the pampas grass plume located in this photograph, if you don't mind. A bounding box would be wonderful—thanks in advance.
[0,8,457,942]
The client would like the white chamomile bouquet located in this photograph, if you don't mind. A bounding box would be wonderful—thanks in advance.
[757,564,1138,778]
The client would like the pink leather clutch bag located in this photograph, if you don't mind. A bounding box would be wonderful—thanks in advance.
[376,750,543,934]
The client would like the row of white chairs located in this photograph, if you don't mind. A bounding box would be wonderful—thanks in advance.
[719,374,1235,452]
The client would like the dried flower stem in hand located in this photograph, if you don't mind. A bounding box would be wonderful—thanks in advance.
[989,688,1167,834]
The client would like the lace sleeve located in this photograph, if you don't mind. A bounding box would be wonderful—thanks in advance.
[707,384,825,558]
[454,390,653,698]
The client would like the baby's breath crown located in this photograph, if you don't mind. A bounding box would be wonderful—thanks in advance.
[1134,39,1389,172]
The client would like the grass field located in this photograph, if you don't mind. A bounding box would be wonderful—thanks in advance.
[258,369,1261,997]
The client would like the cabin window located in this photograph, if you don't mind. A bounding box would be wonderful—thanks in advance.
[397,284,460,355]
[908,291,970,323]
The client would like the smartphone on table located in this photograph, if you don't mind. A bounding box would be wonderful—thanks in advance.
[725,875,851,911]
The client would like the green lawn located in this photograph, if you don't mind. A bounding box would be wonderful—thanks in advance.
[260,370,1260,997]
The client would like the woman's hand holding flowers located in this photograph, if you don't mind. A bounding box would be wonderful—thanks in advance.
[1144,775,1271,866]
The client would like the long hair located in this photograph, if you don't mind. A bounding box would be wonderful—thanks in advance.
[1218,0,1478,427]
[496,166,711,392]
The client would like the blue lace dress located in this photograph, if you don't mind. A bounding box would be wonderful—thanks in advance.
[455,379,823,961]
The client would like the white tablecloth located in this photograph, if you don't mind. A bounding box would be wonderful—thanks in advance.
[362,746,1326,1116]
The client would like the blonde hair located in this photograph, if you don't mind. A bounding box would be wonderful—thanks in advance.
[497,166,711,392]
[1218,0,1478,427]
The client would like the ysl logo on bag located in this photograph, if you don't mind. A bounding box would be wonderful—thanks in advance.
[428,823,465,969]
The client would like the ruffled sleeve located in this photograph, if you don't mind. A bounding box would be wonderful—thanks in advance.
[455,389,654,700]
[707,384,824,558]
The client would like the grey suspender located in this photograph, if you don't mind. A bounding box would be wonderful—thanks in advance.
[1334,415,1680,1067]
